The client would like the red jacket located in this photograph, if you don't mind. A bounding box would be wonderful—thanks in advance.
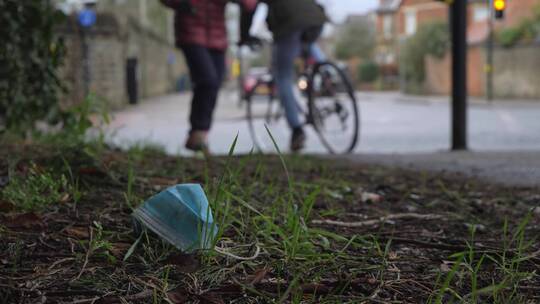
[160,0,257,51]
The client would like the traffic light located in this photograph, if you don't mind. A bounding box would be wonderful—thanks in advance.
[493,0,505,19]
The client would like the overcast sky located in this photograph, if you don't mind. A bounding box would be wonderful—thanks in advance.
[321,0,379,22]
[250,0,379,35]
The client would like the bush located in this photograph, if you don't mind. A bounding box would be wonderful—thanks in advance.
[497,5,540,47]
[498,27,525,47]
[0,1,66,134]
[358,61,379,83]
[401,22,449,89]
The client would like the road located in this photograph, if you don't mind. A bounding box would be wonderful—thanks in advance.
[105,91,540,155]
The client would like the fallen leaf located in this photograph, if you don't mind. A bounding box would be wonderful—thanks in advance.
[59,193,71,204]
[301,283,330,295]
[165,253,200,273]
[4,213,45,229]
[367,277,378,285]
[439,260,459,273]
[249,267,269,285]
[149,177,179,186]
[198,293,224,304]
[167,288,189,304]
[388,251,399,260]
[440,263,452,273]
[0,201,14,212]
[361,192,383,204]
[78,167,107,177]
[64,226,89,239]
[109,242,132,258]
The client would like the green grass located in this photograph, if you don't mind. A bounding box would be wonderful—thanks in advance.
[1,163,69,212]
[0,138,539,303]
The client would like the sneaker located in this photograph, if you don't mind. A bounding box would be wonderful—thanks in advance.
[185,131,209,154]
[290,127,306,152]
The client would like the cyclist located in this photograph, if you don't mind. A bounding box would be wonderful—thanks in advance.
[160,0,257,153]
[240,0,328,151]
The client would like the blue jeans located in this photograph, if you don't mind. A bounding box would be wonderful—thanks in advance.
[272,32,325,129]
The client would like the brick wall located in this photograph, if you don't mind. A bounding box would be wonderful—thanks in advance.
[493,44,540,99]
[425,44,540,99]
[57,13,187,109]
[397,0,447,37]
[496,0,540,29]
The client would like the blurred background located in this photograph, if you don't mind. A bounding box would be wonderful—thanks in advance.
[7,0,540,154]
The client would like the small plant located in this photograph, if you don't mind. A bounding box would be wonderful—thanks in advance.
[2,164,68,212]
[123,160,143,211]
[430,213,538,303]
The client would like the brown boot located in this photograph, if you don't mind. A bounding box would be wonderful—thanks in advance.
[185,131,209,154]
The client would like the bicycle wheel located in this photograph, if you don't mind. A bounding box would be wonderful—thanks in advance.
[307,62,359,154]
[246,80,289,152]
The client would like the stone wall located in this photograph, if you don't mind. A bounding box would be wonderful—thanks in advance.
[424,44,540,99]
[493,44,540,99]
[58,13,187,109]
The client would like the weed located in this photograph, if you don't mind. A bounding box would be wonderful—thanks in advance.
[430,212,538,303]
[123,162,138,210]
[2,163,68,212]
[61,157,83,206]
[127,142,167,163]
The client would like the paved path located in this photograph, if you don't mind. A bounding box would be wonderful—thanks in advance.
[337,151,540,188]
[106,90,540,154]
[105,91,540,186]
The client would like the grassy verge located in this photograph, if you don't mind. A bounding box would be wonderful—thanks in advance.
[0,139,539,303]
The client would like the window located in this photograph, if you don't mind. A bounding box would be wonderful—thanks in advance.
[405,10,417,36]
[473,6,489,22]
[383,15,393,39]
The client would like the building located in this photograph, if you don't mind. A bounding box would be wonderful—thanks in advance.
[375,0,540,98]
[56,0,187,108]
[374,0,401,86]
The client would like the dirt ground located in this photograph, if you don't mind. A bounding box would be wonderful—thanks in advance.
[1,142,539,303]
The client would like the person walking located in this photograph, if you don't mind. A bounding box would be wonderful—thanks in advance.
[160,0,257,153]
[241,0,327,151]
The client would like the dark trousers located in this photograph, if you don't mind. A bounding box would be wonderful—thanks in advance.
[181,45,225,132]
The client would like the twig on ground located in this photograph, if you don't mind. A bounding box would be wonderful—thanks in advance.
[74,227,93,281]
[48,257,75,270]
[312,213,444,228]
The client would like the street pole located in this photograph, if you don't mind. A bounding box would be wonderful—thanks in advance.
[486,0,494,102]
[82,28,90,98]
[451,0,468,150]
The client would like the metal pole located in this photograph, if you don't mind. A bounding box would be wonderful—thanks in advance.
[82,28,90,98]
[486,0,494,101]
[451,0,468,150]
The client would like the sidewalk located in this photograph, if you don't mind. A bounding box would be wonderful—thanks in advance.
[337,151,540,188]
[105,91,540,154]
[104,91,540,187]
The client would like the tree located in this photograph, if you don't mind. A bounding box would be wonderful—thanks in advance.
[401,21,449,91]
[334,17,375,61]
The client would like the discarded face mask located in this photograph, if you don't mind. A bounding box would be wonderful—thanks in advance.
[132,184,218,252]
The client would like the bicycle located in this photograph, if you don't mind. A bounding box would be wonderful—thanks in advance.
[238,41,360,154]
